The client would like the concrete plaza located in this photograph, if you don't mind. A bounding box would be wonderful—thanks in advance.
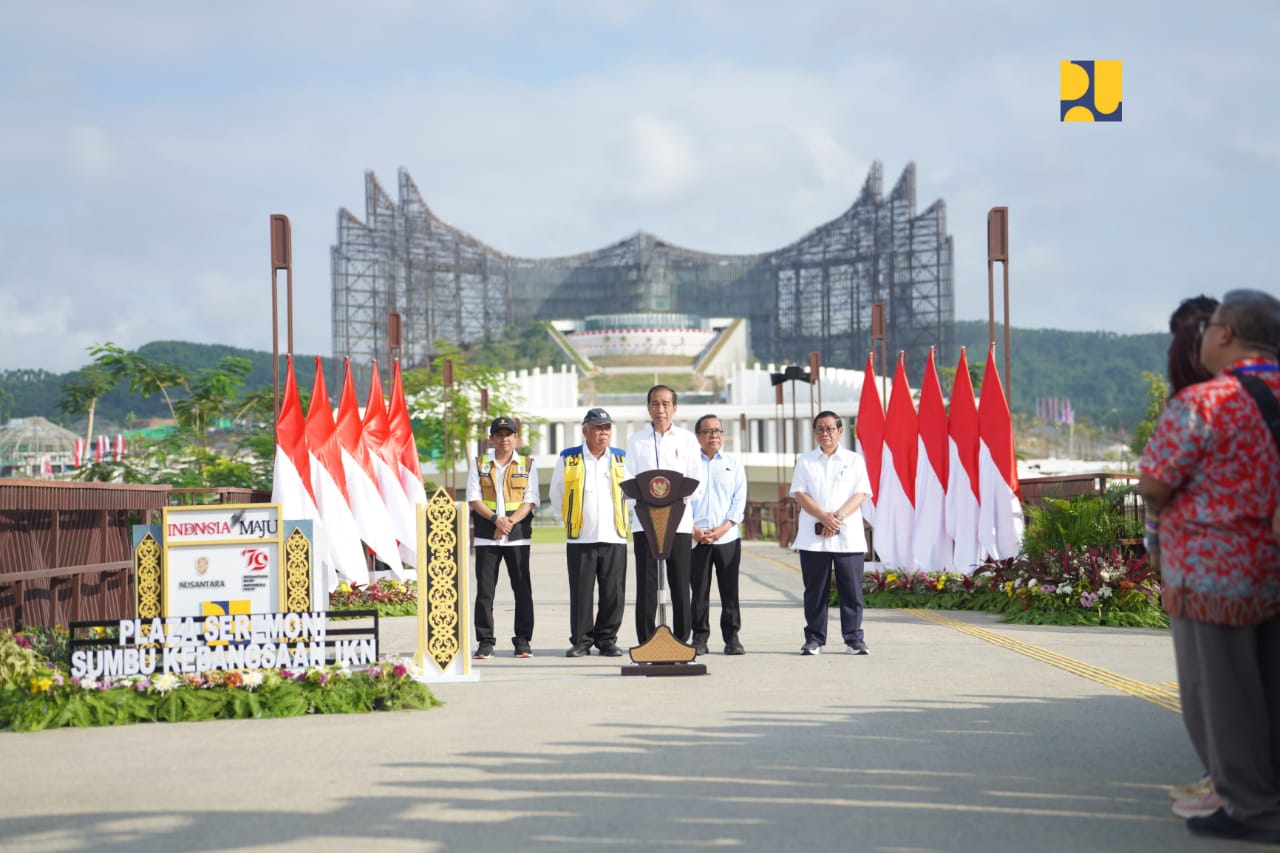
[0,542,1232,852]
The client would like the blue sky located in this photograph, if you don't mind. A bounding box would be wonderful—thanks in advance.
[2,1,1277,373]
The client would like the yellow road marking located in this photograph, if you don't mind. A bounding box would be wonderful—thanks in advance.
[745,550,1180,714]
[902,609,1181,714]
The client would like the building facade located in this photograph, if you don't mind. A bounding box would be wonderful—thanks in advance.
[332,162,953,375]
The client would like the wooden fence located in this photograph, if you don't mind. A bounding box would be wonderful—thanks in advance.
[0,481,269,630]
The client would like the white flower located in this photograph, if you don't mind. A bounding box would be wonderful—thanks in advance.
[1058,583,1073,596]
[78,677,97,690]
[151,673,180,694]
[1098,585,1113,599]
[1026,578,1038,589]
[241,670,264,689]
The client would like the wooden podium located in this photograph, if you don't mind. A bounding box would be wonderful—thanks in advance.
[619,469,707,677]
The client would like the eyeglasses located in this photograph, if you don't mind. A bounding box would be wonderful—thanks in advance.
[1197,318,1228,336]
[698,428,724,436]
[814,426,841,434]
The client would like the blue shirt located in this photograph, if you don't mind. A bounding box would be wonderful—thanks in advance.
[691,450,747,545]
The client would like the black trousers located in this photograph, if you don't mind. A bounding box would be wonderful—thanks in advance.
[473,544,534,647]
[633,532,692,643]
[799,550,864,646]
[566,541,626,649]
[691,540,742,645]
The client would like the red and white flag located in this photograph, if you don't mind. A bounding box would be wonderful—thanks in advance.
[114,434,125,462]
[913,348,951,572]
[95,435,107,463]
[336,358,405,580]
[946,348,983,574]
[977,344,1024,560]
[362,360,418,567]
[305,358,370,586]
[74,438,84,467]
[389,359,429,513]
[855,352,884,527]
[875,353,918,570]
[272,356,332,591]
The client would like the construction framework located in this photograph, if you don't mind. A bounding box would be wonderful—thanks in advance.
[332,162,953,376]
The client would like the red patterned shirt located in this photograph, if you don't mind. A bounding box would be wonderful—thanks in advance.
[1139,356,1280,625]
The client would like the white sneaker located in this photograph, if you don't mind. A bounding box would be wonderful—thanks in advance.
[845,639,870,655]
[801,641,821,655]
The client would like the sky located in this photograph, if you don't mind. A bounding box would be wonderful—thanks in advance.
[2,1,1277,374]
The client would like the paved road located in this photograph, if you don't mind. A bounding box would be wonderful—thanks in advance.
[0,542,1233,852]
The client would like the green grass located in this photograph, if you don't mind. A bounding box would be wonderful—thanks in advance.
[531,526,568,545]
[587,373,698,395]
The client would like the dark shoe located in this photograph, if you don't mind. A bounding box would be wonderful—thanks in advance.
[692,640,709,656]
[565,645,591,658]
[1187,808,1280,843]
[514,640,533,659]
[845,639,869,655]
[597,642,623,657]
[474,643,495,660]
[724,638,746,655]
[801,641,821,656]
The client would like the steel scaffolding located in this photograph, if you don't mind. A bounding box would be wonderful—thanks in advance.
[332,162,953,376]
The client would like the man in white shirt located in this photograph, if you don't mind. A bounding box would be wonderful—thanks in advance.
[790,411,872,656]
[549,408,630,658]
[690,414,748,656]
[625,385,704,644]
[466,416,539,660]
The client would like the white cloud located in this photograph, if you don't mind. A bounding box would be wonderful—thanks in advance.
[2,1,1279,375]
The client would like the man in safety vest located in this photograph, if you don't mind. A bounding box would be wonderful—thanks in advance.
[466,416,539,659]
[549,407,629,658]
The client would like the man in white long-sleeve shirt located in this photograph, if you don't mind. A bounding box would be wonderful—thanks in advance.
[625,385,703,644]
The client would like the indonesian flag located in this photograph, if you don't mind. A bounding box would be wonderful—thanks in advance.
[977,344,1024,560]
[389,359,429,512]
[362,360,418,567]
[855,352,884,526]
[875,353,918,570]
[74,438,84,467]
[96,435,107,463]
[305,358,370,585]
[272,356,333,591]
[336,358,405,580]
[114,434,125,462]
[912,348,951,572]
[946,348,983,574]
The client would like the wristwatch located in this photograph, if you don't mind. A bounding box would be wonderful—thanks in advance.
[490,512,499,523]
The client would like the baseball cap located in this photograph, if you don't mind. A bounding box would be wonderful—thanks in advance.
[582,407,613,426]
[489,416,518,435]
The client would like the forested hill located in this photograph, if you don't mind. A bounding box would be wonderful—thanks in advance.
[952,320,1167,427]
[0,342,342,429]
[1,324,1169,430]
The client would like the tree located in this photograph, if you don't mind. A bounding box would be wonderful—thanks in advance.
[57,365,116,451]
[89,342,187,421]
[73,345,273,489]
[1129,371,1169,458]
[402,343,532,484]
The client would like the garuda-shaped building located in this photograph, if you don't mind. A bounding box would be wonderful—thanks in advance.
[332,162,953,373]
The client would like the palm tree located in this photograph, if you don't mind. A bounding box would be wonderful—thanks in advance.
[57,365,116,453]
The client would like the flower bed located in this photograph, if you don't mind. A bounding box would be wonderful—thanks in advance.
[330,578,418,617]
[853,546,1167,628]
[0,629,440,733]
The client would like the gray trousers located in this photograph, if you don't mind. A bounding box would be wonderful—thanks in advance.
[1171,615,1280,829]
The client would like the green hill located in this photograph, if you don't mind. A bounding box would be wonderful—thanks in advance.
[1,323,1171,431]
[952,320,1166,428]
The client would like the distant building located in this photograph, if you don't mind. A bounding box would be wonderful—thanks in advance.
[0,417,79,478]
[332,162,953,375]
